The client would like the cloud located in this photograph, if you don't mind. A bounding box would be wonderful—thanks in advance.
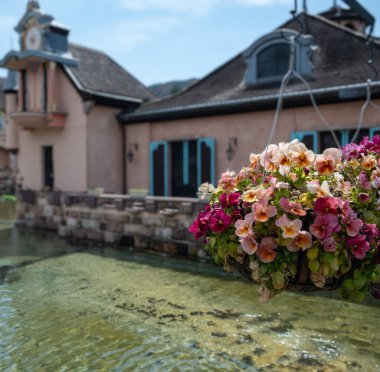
[80,16,180,54]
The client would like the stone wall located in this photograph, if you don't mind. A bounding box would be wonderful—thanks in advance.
[16,190,209,260]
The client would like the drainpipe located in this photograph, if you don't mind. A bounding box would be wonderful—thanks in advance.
[120,121,127,195]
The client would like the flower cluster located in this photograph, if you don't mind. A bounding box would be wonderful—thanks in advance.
[190,137,380,301]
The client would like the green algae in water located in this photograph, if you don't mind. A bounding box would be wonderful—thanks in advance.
[0,230,380,371]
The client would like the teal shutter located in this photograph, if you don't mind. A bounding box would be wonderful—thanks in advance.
[341,130,349,146]
[150,141,169,196]
[291,131,318,152]
[183,140,189,185]
[197,138,216,187]
[370,127,380,139]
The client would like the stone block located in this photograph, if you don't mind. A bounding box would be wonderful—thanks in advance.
[58,225,67,237]
[67,217,78,228]
[145,200,156,212]
[104,211,129,223]
[104,232,118,244]
[72,228,87,240]
[165,219,178,229]
[81,219,100,230]
[124,224,152,237]
[47,192,62,206]
[142,214,163,227]
[43,205,54,218]
[87,230,104,242]
[37,197,48,207]
[134,236,149,249]
[81,211,91,219]
[132,216,142,224]
[172,228,187,240]
[105,221,123,233]
[67,210,80,218]
[53,215,63,225]
[154,227,172,241]
[180,202,193,215]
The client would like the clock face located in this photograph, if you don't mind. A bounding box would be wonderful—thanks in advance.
[25,26,42,50]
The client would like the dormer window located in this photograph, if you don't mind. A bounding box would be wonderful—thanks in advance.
[243,29,314,87]
[257,43,290,79]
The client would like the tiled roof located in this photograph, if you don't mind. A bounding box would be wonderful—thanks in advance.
[65,44,155,103]
[122,13,380,122]
[0,78,5,110]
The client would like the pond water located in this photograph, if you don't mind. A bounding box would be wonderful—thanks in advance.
[0,226,380,371]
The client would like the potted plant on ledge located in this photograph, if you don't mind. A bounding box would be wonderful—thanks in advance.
[190,137,380,302]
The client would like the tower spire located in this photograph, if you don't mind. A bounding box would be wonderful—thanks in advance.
[27,0,40,11]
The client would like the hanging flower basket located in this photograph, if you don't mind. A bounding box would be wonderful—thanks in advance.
[189,137,380,302]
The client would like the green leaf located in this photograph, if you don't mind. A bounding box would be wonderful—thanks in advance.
[209,237,216,249]
[272,271,285,290]
[307,247,319,260]
[341,279,354,292]
[308,260,319,273]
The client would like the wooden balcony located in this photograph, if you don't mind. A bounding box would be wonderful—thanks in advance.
[9,111,67,129]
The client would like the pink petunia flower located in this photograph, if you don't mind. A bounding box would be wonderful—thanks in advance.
[256,237,278,263]
[309,214,340,239]
[286,231,313,252]
[252,197,277,222]
[240,236,259,255]
[347,235,370,260]
[275,214,302,238]
[280,197,306,216]
[314,154,337,175]
[234,213,254,238]
[357,193,370,204]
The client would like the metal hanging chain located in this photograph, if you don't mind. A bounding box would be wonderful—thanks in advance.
[262,34,341,180]
[351,33,380,144]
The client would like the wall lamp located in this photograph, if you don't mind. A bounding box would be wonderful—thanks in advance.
[226,137,238,161]
[127,143,139,162]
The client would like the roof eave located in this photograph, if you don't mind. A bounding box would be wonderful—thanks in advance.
[120,82,380,124]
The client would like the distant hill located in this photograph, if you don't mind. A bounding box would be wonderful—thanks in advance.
[149,78,198,98]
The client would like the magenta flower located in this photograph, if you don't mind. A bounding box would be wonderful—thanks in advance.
[341,210,363,237]
[363,223,379,238]
[359,171,371,191]
[347,235,370,260]
[342,142,361,160]
[314,197,341,216]
[309,214,340,239]
[357,193,370,204]
[321,237,337,252]
[220,192,240,208]
[279,197,306,216]
[209,210,232,233]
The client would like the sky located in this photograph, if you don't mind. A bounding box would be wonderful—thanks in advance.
[0,0,379,85]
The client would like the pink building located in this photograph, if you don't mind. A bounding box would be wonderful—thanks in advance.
[0,1,153,193]
[1,2,380,198]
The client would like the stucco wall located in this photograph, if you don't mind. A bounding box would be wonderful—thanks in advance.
[18,67,87,191]
[5,94,19,150]
[125,99,380,192]
[86,106,124,194]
